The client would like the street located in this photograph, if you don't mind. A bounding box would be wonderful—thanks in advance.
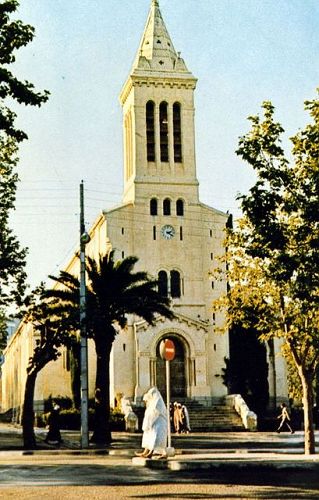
[0,427,319,498]
[1,450,319,499]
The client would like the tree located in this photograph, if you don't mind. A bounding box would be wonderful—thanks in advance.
[222,325,269,416]
[0,0,49,142]
[0,136,27,307]
[214,94,319,455]
[47,252,174,445]
[0,0,49,307]
[21,284,77,449]
[0,307,8,356]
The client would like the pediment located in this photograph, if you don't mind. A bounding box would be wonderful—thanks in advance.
[134,312,209,333]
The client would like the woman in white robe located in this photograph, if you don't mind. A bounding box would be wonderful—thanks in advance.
[136,387,167,458]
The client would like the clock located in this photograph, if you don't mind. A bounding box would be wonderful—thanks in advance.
[161,224,175,240]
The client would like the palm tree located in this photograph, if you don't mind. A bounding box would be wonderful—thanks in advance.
[47,251,174,444]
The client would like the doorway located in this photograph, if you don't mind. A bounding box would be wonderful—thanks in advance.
[155,336,186,399]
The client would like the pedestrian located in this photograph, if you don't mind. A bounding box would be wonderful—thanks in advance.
[181,404,191,433]
[135,387,167,459]
[169,402,174,432]
[276,403,294,434]
[173,402,183,433]
[90,387,102,443]
[45,404,62,445]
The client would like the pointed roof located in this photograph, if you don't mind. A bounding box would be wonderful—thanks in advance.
[131,0,192,76]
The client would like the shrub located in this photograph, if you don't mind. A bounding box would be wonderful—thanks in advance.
[42,407,125,431]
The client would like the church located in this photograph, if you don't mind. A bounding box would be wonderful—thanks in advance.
[1,0,288,418]
[81,0,230,405]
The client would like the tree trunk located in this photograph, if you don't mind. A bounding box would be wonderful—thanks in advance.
[300,369,315,455]
[90,337,112,445]
[21,371,37,449]
[70,341,81,409]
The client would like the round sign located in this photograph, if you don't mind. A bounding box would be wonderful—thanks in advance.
[159,339,175,361]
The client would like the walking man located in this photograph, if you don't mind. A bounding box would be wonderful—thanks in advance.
[277,403,294,434]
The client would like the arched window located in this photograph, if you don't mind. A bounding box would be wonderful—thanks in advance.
[176,199,184,216]
[170,270,181,298]
[158,270,168,297]
[150,198,158,216]
[163,198,171,216]
[173,102,182,162]
[159,101,169,162]
[146,101,155,162]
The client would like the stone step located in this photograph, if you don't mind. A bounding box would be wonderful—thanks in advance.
[185,403,245,432]
[133,398,246,433]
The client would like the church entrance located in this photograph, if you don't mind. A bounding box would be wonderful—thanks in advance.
[156,336,186,399]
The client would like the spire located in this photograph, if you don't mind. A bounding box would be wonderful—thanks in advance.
[131,0,190,74]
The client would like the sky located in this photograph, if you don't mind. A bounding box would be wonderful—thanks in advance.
[9,0,319,292]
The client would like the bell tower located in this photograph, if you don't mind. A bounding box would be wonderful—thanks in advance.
[119,0,199,205]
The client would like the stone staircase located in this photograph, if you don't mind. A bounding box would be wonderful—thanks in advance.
[178,399,245,432]
[133,398,245,432]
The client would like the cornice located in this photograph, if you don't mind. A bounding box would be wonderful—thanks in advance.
[120,74,197,105]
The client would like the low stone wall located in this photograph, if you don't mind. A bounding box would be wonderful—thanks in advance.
[121,396,138,432]
[225,394,258,431]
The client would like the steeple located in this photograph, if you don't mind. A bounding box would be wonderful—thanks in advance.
[131,0,191,75]
[119,0,199,206]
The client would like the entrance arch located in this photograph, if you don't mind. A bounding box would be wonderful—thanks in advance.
[155,335,187,399]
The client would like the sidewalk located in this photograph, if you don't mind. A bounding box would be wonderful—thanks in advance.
[1,423,319,472]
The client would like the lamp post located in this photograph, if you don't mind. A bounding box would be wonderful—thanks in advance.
[80,180,90,448]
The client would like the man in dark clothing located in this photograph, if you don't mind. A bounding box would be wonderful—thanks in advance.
[45,404,62,445]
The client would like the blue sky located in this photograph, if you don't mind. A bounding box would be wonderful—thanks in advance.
[10,0,319,291]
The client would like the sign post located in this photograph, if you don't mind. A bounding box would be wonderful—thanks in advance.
[159,338,176,456]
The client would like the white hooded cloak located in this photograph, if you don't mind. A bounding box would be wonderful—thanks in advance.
[141,387,167,453]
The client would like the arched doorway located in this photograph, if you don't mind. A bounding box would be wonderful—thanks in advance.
[156,336,186,399]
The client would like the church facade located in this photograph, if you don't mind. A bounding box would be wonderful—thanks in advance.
[1,0,288,416]
[85,0,230,405]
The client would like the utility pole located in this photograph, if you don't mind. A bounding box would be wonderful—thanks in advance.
[80,180,89,448]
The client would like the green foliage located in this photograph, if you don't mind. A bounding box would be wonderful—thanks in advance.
[44,395,73,412]
[45,251,174,443]
[46,251,175,343]
[0,136,27,306]
[0,308,8,351]
[214,91,319,454]
[42,407,125,431]
[222,326,269,414]
[0,1,49,308]
[0,0,49,141]
[23,283,78,377]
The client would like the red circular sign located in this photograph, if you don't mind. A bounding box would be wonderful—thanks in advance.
[159,339,175,361]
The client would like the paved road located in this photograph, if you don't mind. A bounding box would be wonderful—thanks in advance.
[0,426,319,498]
[1,451,319,499]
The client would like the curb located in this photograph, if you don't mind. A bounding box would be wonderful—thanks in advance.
[132,454,319,472]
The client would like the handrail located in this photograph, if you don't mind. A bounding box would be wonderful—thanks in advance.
[225,394,258,431]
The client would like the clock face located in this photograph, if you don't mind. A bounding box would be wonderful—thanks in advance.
[161,224,175,240]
